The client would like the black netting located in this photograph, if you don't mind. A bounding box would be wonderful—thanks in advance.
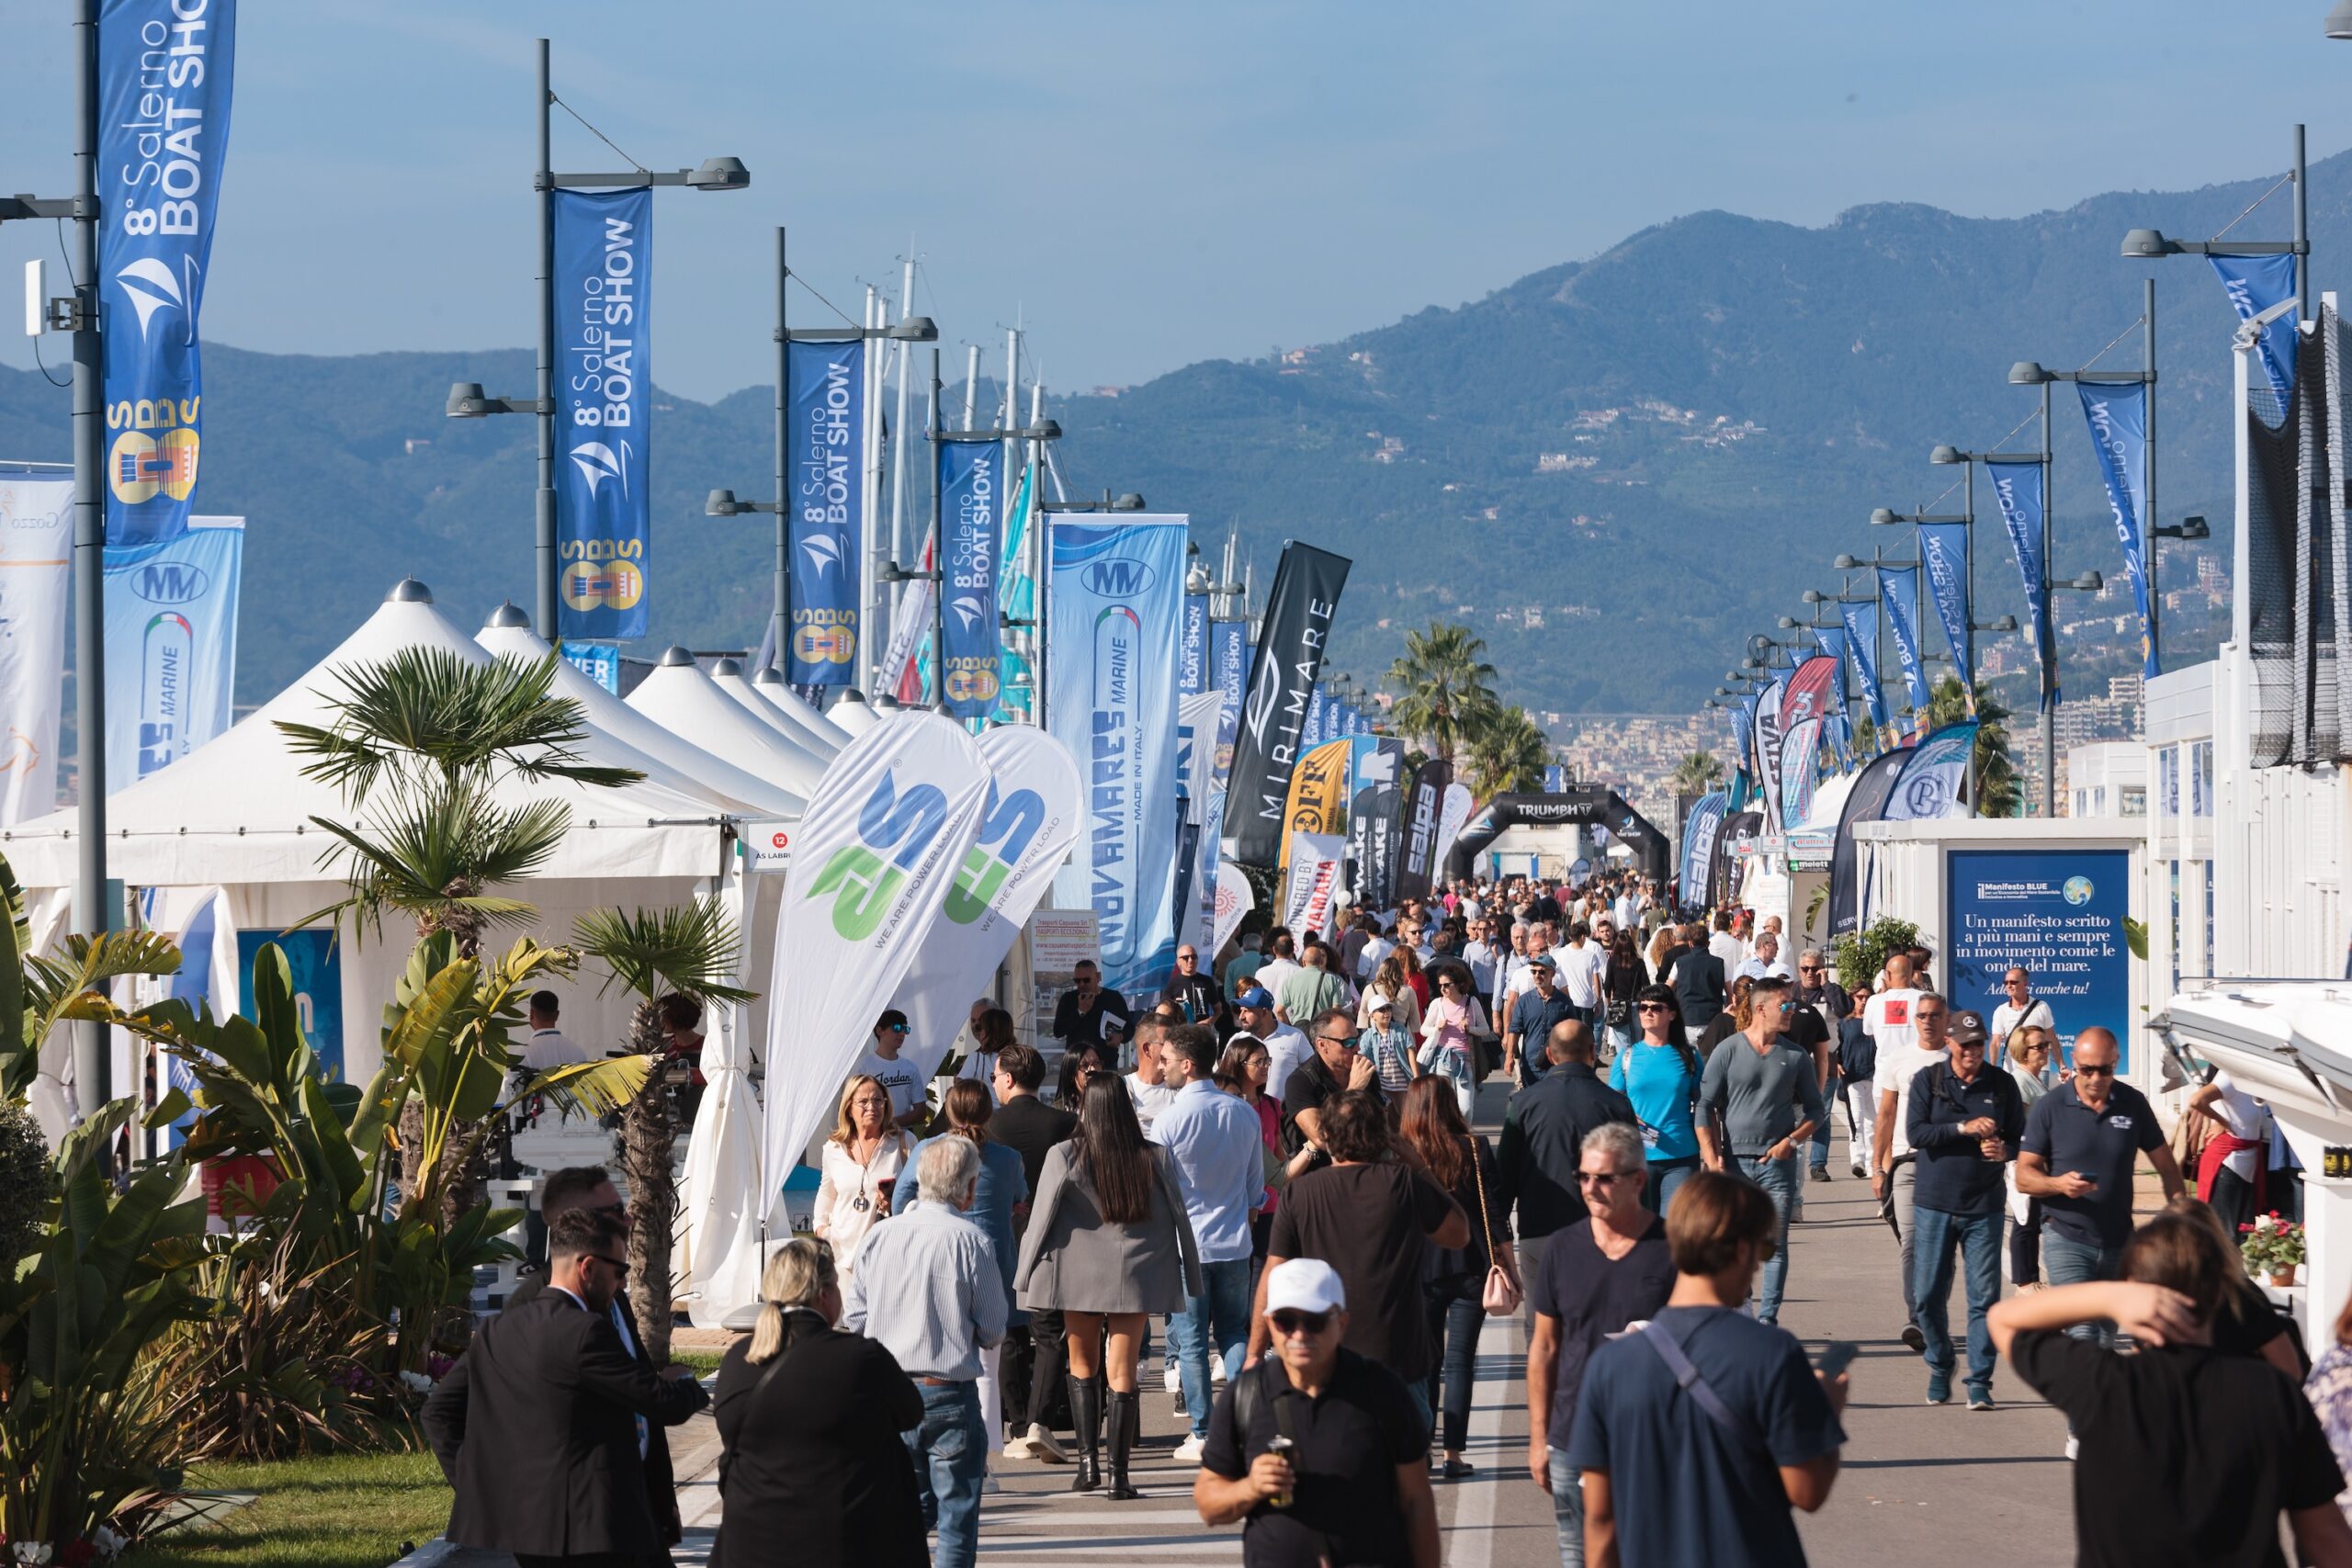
[2242,310,2352,768]
[2245,364,2298,765]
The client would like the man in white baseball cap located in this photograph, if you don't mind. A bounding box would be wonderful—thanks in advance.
[1193,1258,1441,1567]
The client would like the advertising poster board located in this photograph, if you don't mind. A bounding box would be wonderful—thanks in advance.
[1946,848,2132,1068]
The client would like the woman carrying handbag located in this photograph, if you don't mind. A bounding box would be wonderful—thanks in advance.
[1398,1077,1516,1479]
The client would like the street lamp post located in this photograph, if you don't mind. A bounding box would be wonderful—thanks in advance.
[447,38,747,643]
[2122,125,2309,324]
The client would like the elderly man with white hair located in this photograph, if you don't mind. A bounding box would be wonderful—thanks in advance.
[842,1134,1009,1568]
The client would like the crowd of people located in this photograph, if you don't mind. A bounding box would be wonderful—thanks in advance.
[414,867,2352,1568]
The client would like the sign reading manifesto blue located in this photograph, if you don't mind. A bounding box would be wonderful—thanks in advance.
[103,515,240,793]
[787,338,866,683]
[554,186,651,640]
[1046,514,1187,996]
[99,0,237,547]
[2076,381,2156,679]
[1947,849,2132,1068]
[937,437,999,717]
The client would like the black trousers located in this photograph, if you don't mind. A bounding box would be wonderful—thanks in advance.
[1012,1308,1069,1431]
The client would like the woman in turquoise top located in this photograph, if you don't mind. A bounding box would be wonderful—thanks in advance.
[1606,982,1703,1213]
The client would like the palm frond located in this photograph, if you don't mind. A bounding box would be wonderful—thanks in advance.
[573,901,757,1007]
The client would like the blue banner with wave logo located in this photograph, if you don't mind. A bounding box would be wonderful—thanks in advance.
[1917,521,1973,698]
[554,186,650,640]
[1046,514,1187,995]
[1878,566,1929,727]
[1838,600,1887,735]
[786,337,866,682]
[937,436,1000,717]
[1815,624,1854,764]
[2076,380,2155,679]
[2210,253,2297,407]
[1212,618,1246,784]
[99,0,237,547]
[103,514,240,793]
[1985,457,2053,708]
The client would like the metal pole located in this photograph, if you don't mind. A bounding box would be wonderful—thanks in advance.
[886,255,914,694]
[962,344,980,431]
[1961,461,1976,685]
[534,39,558,642]
[772,227,789,673]
[2040,378,2055,818]
[70,0,107,1118]
[2144,275,2159,675]
[2296,124,2311,324]
[929,349,945,704]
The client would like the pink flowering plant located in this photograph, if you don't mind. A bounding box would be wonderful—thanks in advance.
[2239,1213,2306,1276]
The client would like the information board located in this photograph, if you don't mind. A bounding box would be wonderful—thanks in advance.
[1946,848,2131,1069]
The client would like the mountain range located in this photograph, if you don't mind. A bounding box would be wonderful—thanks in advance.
[4,143,2341,716]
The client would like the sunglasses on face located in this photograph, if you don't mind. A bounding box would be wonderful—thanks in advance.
[1798,964,1823,974]
[592,1253,631,1275]
[1320,1033,1360,1049]
[2075,1063,2115,1077]
[1270,1310,1332,1337]
[885,1022,909,1033]
[1636,1002,1668,1014]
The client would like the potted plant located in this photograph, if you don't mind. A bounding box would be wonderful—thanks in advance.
[2241,1213,2306,1287]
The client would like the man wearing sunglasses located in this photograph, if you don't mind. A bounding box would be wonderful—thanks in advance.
[425,1208,709,1568]
[1905,1010,2026,1410]
[1695,975,1823,1325]
[1196,1258,1441,1568]
[855,1010,933,1131]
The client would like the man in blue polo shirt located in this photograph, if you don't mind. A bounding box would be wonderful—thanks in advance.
[1905,1009,2026,1411]
[2017,1026,2185,1350]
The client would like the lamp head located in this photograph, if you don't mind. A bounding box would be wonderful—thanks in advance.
[1833,553,1861,570]
[2009,361,2052,385]
[1113,492,1147,511]
[2120,228,2176,258]
[2075,570,2104,592]
[2332,0,2352,36]
[889,315,940,343]
[2179,514,2211,541]
[446,381,488,418]
[684,156,751,191]
[1777,616,1798,629]
[1870,507,1898,525]
[1186,564,1211,594]
[1023,418,1063,441]
[1929,445,1962,466]
[706,489,741,516]
[1801,589,1824,604]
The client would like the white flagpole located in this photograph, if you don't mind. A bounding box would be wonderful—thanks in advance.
[888,250,916,693]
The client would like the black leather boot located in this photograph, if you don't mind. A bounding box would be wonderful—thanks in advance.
[1106,1389,1142,1500]
[1068,1372,1103,1492]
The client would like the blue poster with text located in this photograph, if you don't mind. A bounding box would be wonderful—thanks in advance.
[787,337,866,683]
[237,929,344,1082]
[554,186,651,640]
[1946,848,2132,1069]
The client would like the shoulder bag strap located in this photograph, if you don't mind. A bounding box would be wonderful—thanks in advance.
[1467,1134,1498,1258]
[1639,1319,1770,1462]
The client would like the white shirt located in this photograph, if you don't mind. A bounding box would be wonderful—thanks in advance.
[2204,1068,2270,1179]
[1878,1042,1949,1159]
[1355,935,1395,982]
[1863,988,1922,1056]
[1255,1024,1312,1099]
[1736,957,1793,984]
[1124,1071,1180,1132]
[1555,941,1607,1009]
[521,1027,593,1072]
[852,1049,925,1122]
[1256,958,1303,1001]
[1709,931,1746,973]
[1462,940,1501,996]
[1989,998,2054,1052]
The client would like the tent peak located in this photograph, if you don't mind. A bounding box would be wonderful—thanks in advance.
[752,664,786,686]
[387,577,434,604]
[711,657,743,677]
[657,645,696,669]
[485,600,531,628]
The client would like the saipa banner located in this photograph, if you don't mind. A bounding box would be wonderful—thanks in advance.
[1985,457,2053,706]
[2210,252,2298,407]
[1917,522,1973,697]
[1837,600,1890,733]
[1878,566,1929,725]
[1281,831,1345,939]
[1679,789,1727,900]
[1182,590,1208,694]
[894,725,1083,1079]
[787,338,867,684]
[1227,543,1350,865]
[1211,619,1246,784]
[1046,513,1188,995]
[762,710,990,1198]
[1884,720,1978,822]
[1279,738,1354,871]
[554,186,651,640]
[937,436,1001,717]
[103,514,241,794]
[98,0,237,547]
[2076,380,2156,679]
[1777,716,1821,830]
[0,475,73,825]
[1211,858,1254,955]
[1396,758,1453,902]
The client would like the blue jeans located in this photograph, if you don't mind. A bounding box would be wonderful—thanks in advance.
[1424,1286,1484,1452]
[2042,1231,2127,1348]
[1549,1446,1584,1568]
[1811,1067,1838,1171]
[1645,1156,1699,1217]
[1736,1154,1797,1324]
[906,1380,985,1568]
[1172,1257,1254,1438]
[1910,1206,2003,1393]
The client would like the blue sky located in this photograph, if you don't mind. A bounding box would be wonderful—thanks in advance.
[3,0,2350,402]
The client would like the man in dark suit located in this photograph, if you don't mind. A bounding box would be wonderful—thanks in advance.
[1498,1020,1639,1337]
[990,1043,1080,1464]
[424,1207,709,1567]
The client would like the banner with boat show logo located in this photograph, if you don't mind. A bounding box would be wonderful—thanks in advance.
[1836,601,1889,733]
[1182,587,1208,694]
[1985,457,2053,707]
[786,337,867,683]
[1917,523,1973,697]
[1396,758,1453,903]
[1227,544,1350,866]
[2210,253,2298,406]
[1046,513,1187,995]
[1211,619,1247,784]
[553,186,651,640]
[936,436,1000,716]
[103,514,241,794]
[0,475,73,825]
[98,0,237,547]
[1303,684,1329,751]
[2075,380,2156,679]
[1878,566,1929,726]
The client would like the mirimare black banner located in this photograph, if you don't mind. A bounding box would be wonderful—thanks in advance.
[1226,543,1351,866]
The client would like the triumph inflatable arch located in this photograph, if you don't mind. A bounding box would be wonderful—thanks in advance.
[1444,788,1672,885]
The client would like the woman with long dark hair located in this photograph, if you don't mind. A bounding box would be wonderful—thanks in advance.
[1601,929,1647,1060]
[1397,1076,1513,1479]
[1607,983,1709,1213]
[1053,1043,1106,1108]
[1014,1074,1202,1499]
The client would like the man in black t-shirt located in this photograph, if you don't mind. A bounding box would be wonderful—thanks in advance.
[991,1043,1080,1464]
[1052,960,1131,1062]
[1990,1209,2352,1567]
[1160,943,1219,1023]
[1195,1258,1440,1568]
[1280,1008,1377,1158]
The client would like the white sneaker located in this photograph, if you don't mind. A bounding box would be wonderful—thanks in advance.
[1163,1360,1182,1393]
[1211,1351,1228,1383]
[982,1473,1001,1495]
[1173,1434,1206,1463]
[1010,1423,1068,1464]
[2064,1436,2080,1461]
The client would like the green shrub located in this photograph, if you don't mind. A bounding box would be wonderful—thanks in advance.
[0,1099,50,1267]
[1834,916,1919,994]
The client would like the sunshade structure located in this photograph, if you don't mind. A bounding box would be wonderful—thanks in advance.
[626,648,829,799]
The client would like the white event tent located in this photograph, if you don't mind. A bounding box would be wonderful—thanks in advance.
[626,648,830,799]
[751,663,854,752]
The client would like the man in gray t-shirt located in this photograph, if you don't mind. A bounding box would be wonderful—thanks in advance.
[1698,976,1824,1326]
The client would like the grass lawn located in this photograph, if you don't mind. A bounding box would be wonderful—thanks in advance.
[128,1450,451,1568]
[673,1347,727,1378]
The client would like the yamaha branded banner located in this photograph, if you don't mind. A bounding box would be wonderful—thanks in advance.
[1828,744,1912,937]
[894,725,1083,1079]
[1279,738,1354,871]
[936,436,1001,717]
[2076,381,2156,679]
[1986,457,2054,707]
[786,337,867,683]
[0,475,73,825]
[554,186,652,640]
[98,0,237,547]
[1227,543,1351,866]
[2211,252,2298,407]
[1837,600,1890,733]
[1182,591,1208,694]
[1281,831,1346,939]
[1396,758,1453,902]
[1878,566,1929,724]
[1777,716,1821,829]
[1679,789,1726,900]
[1212,618,1246,784]
[1046,514,1188,994]
[763,710,990,1201]
[1752,676,1787,829]
[1917,522,1973,697]
[1884,721,1978,821]
[1347,736,1405,913]
[103,514,241,794]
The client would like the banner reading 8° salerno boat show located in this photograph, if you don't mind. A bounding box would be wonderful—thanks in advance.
[1047,513,1188,996]
[938,436,1000,716]
[99,0,237,547]
[554,186,651,641]
[787,338,869,684]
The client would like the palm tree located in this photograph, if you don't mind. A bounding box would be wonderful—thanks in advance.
[1668,750,1725,796]
[1464,705,1550,797]
[1924,676,2020,818]
[1385,622,1498,768]
[574,901,756,1364]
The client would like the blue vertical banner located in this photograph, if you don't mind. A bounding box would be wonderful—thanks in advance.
[937,436,1000,718]
[2075,381,2156,679]
[1878,566,1929,726]
[1734,694,1758,777]
[103,515,240,794]
[238,930,345,1082]
[1182,590,1208,694]
[562,642,621,694]
[98,0,238,547]
[553,186,651,641]
[1543,763,1566,794]
[1985,457,2053,708]
[1303,684,1327,750]
[786,337,866,683]
[1212,619,1246,784]
[994,459,1035,720]
[2209,253,2298,407]
[1815,625,1854,765]
[1837,600,1889,735]
[1917,521,1973,700]
[1947,849,2131,1067]
[1046,514,1187,996]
